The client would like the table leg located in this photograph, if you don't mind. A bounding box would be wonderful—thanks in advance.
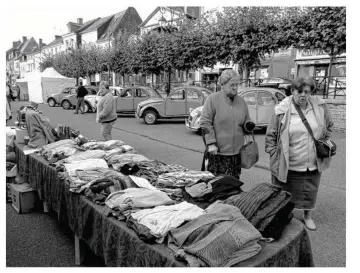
[74,235,86,266]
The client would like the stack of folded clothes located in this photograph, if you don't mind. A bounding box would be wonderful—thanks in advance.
[167,202,262,267]
[223,183,294,240]
[156,171,215,188]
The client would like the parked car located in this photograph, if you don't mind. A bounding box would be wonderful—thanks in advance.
[60,86,99,110]
[81,85,161,114]
[135,86,212,125]
[185,87,286,132]
[256,77,292,96]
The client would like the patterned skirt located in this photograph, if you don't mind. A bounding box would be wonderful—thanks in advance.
[207,153,241,179]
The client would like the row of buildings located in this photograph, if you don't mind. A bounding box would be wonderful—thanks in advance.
[6,6,346,88]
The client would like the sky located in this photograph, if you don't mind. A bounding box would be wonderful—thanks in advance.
[3,0,220,50]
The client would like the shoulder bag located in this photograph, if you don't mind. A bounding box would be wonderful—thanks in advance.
[240,132,259,169]
[292,99,336,158]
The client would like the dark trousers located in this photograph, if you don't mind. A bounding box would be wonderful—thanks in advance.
[76,97,85,113]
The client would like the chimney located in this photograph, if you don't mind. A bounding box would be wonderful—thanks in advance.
[39,39,43,46]
[22,36,27,42]
[13,41,16,48]
[55,35,62,40]
[77,18,83,25]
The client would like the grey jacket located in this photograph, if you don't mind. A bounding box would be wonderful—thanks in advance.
[200,91,250,155]
[96,89,117,123]
[265,96,333,182]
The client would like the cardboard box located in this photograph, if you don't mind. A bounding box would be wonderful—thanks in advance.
[9,183,36,214]
[15,128,29,144]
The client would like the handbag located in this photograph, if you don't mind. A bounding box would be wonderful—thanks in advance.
[240,132,259,169]
[292,99,336,158]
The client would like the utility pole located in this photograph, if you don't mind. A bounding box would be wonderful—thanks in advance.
[108,31,112,85]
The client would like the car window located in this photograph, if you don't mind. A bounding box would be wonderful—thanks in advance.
[187,89,200,99]
[242,91,257,106]
[171,89,185,100]
[274,92,285,102]
[87,88,97,95]
[257,91,276,106]
[145,88,158,98]
[62,88,71,94]
[70,88,77,94]
[134,88,147,98]
[121,89,133,98]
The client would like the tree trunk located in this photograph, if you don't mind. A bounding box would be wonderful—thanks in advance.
[325,47,334,99]
[242,66,249,87]
[167,67,171,95]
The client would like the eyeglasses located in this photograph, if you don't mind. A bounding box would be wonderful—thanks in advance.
[229,83,240,88]
[295,89,311,95]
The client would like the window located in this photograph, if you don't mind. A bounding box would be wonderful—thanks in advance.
[171,89,185,100]
[70,88,77,94]
[242,91,257,106]
[87,88,97,95]
[275,92,285,102]
[145,88,158,98]
[135,88,147,98]
[187,89,200,99]
[257,91,276,106]
[121,89,133,97]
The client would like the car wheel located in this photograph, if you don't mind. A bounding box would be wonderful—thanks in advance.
[143,110,157,125]
[81,102,91,113]
[61,100,71,110]
[48,98,56,107]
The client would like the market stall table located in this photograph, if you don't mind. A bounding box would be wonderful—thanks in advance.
[14,142,314,267]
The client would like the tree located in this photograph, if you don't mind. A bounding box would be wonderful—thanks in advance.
[213,7,292,84]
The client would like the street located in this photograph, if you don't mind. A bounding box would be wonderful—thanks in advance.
[6,101,346,267]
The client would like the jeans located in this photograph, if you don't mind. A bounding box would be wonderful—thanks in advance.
[76,97,85,113]
[101,121,115,140]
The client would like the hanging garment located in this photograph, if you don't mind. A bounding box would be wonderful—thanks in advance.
[25,109,58,148]
[131,201,205,240]
[168,203,261,267]
[156,171,215,188]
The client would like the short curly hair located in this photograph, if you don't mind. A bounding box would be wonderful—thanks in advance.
[291,77,317,93]
[218,69,240,86]
[99,81,109,89]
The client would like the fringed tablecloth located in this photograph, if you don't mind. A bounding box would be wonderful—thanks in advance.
[13,142,314,267]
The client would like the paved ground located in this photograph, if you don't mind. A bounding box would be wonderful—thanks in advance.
[6,101,346,267]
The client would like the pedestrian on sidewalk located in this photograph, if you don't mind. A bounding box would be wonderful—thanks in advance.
[6,83,12,123]
[265,77,334,231]
[74,82,88,114]
[200,69,255,179]
[96,81,117,140]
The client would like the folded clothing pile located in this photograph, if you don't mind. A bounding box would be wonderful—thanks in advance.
[104,145,135,160]
[41,139,82,162]
[108,154,151,171]
[130,161,188,184]
[156,171,215,188]
[82,140,125,150]
[184,175,244,204]
[127,201,205,243]
[168,203,262,267]
[63,149,106,163]
[105,188,175,219]
[223,183,294,240]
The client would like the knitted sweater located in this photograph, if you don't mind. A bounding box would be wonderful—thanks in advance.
[200,91,250,155]
[96,89,117,123]
[224,183,292,232]
[169,203,261,267]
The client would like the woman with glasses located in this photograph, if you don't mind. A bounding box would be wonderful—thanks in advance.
[200,69,255,179]
[265,77,333,230]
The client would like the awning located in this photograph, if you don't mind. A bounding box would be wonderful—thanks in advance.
[295,57,346,65]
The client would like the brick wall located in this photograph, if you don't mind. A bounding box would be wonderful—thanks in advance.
[325,99,346,132]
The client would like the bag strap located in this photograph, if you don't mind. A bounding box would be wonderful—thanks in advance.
[292,98,316,141]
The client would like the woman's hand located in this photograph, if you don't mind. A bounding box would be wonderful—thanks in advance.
[208,144,218,155]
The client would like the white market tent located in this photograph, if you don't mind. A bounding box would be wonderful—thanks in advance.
[20,68,76,103]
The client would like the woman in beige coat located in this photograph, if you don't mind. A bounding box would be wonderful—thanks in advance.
[265,77,333,230]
